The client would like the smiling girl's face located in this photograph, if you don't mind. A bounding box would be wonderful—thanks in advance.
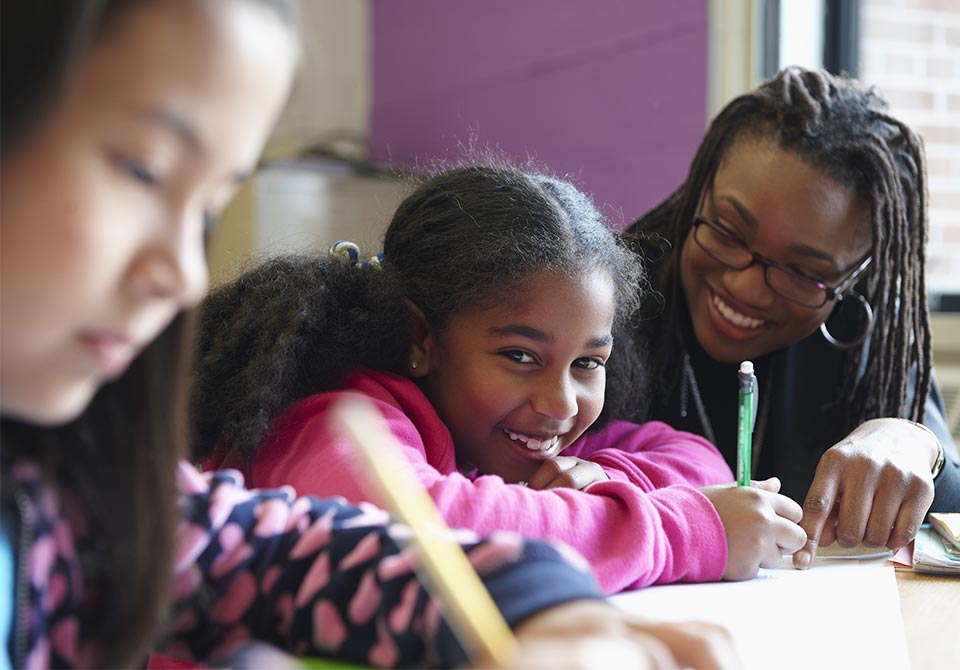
[413,269,617,484]
[0,0,297,424]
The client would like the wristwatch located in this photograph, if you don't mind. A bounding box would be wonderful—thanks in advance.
[903,419,946,478]
[931,437,946,479]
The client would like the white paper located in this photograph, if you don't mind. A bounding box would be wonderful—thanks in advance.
[610,560,910,670]
[815,542,894,561]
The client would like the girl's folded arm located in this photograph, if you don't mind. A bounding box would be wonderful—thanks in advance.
[430,471,728,593]
[571,420,734,490]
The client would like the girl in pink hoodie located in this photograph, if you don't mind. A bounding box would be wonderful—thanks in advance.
[197,165,807,595]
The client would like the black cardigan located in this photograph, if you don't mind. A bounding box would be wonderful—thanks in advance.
[648,315,960,510]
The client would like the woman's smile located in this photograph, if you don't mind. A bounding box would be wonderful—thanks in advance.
[704,286,770,342]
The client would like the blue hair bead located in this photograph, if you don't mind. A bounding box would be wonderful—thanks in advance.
[329,241,382,272]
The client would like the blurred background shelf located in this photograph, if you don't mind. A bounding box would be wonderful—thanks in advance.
[206,157,408,285]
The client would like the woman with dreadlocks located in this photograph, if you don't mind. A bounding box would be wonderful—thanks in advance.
[624,66,959,570]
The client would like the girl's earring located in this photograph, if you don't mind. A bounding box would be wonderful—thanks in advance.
[410,360,418,370]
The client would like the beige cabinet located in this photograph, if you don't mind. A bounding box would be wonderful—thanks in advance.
[206,158,407,285]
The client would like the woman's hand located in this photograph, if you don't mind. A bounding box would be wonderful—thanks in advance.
[493,599,741,670]
[699,478,806,581]
[526,456,610,491]
[793,418,937,569]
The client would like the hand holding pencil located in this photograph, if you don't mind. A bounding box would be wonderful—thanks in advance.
[699,478,806,581]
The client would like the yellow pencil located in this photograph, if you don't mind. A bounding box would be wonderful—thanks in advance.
[333,398,519,667]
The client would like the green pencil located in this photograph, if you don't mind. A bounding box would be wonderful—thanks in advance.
[736,360,757,486]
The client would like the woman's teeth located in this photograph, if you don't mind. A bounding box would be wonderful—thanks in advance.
[713,294,764,328]
[503,429,559,452]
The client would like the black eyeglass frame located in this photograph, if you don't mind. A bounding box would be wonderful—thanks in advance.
[690,215,873,309]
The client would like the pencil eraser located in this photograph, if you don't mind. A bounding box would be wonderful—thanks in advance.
[739,360,754,375]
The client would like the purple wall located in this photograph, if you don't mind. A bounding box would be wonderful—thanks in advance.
[370,0,707,227]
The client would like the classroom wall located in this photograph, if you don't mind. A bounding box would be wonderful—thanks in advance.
[209,1,709,281]
[266,1,369,156]
[369,0,708,227]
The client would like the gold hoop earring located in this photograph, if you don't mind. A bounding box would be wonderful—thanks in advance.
[819,290,874,350]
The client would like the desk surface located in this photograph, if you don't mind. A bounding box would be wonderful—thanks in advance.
[613,561,955,670]
[895,570,959,670]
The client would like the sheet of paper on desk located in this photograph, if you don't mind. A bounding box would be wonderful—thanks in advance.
[610,561,910,670]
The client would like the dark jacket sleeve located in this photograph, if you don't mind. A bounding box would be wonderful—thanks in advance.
[159,464,602,668]
[925,373,960,512]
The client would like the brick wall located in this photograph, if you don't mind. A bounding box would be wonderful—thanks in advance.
[861,0,960,294]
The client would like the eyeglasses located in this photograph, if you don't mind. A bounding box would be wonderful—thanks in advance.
[691,215,872,308]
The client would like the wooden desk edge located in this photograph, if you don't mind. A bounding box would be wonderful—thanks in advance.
[894,569,959,670]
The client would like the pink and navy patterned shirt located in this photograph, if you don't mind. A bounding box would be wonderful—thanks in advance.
[2,458,603,669]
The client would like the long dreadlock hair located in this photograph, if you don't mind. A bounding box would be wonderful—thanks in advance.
[192,164,648,462]
[626,66,930,429]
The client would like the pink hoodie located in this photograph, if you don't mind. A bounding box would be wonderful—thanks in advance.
[207,369,733,593]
